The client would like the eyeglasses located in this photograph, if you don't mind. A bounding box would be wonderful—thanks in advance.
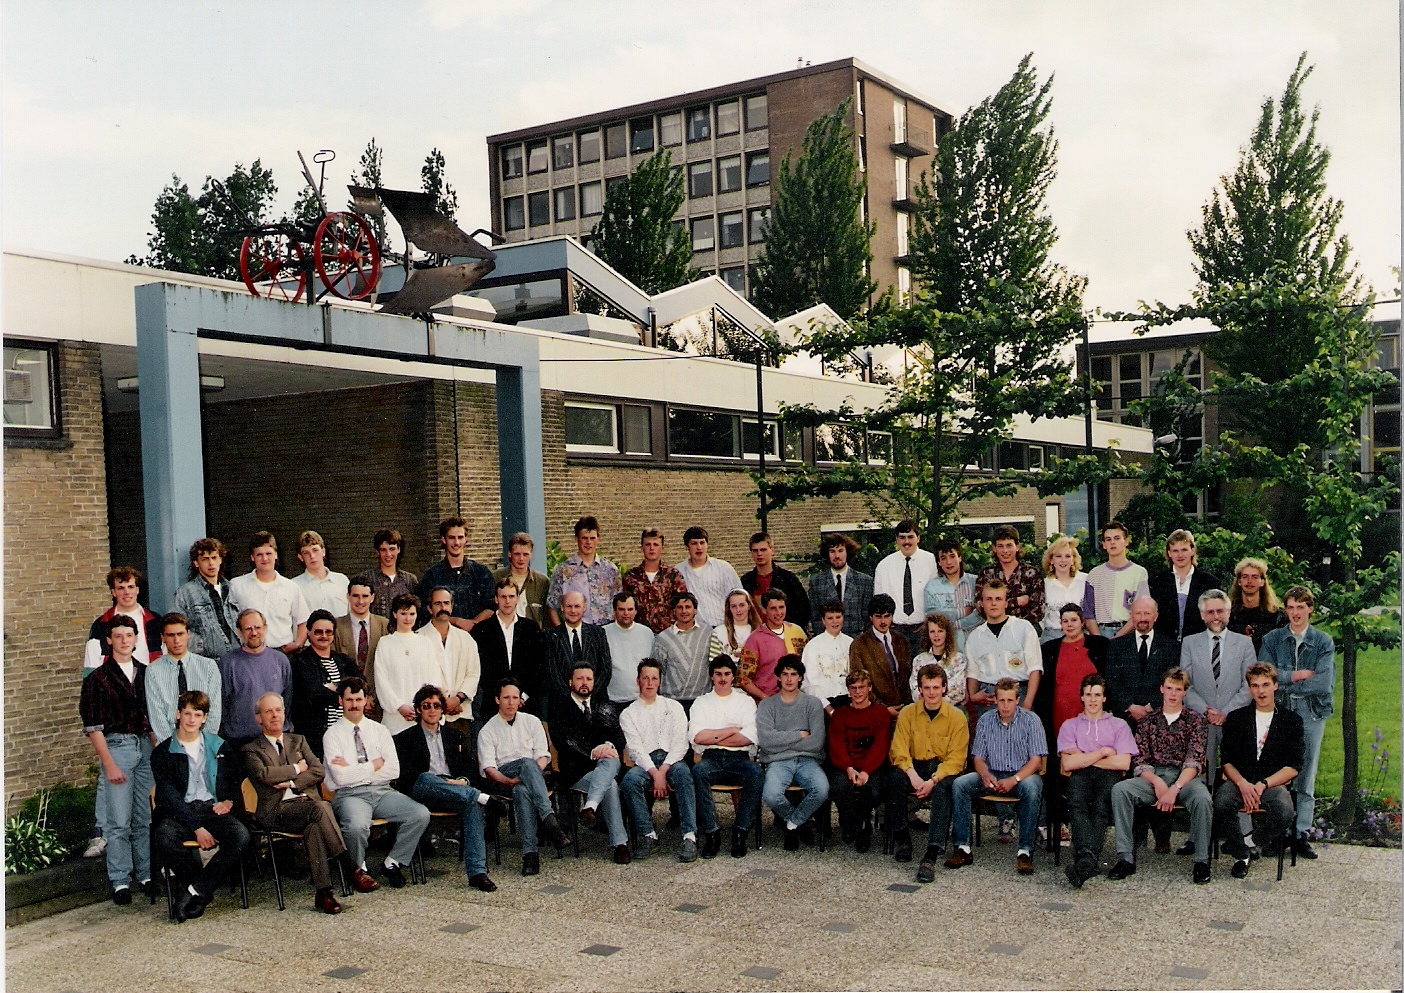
[419,702,444,711]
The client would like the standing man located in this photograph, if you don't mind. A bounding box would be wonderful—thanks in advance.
[418,517,496,633]
[874,521,938,658]
[964,580,1042,716]
[289,610,358,758]
[621,528,690,634]
[291,530,350,618]
[477,678,574,876]
[923,537,981,650]
[946,678,1049,875]
[1103,597,1177,731]
[172,539,241,661]
[1181,589,1256,786]
[79,615,156,905]
[1147,529,1219,643]
[756,656,829,850]
[473,579,547,718]
[493,532,549,626]
[674,526,744,630]
[218,610,294,755]
[806,533,872,637]
[689,656,764,859]
[322,677,430,889]
[619,659,698,861]
[553,664,632,864]
[244,692,353,913]
[1057,674,1137,888]
[547,516,622,627]
[1084,521,1150,639]
[543,590,613,715]
[150,690,250,922]
[848,594,912,716]
[602,593,654,707]
[418,588,481,728]
[357,528,418,619]
[1212,663,1303,879]
[886,663,968,879]
[227,532,310,655]
[1227,557,1288,652]
[1260,586,1333,858]
[827,669,891,852]
[740,531,812,633]
[394,684,504,892]
[652,592,713,714]
[335,580,387,718]
[738,589,808,701]
[144,613,222,744]
[84,566,162,676]
[1107,667,1213,884]
[976,525,1046,628]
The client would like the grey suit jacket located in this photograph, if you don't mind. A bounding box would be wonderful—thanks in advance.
[806,569,874,637]
[242,732,328,823]
[1181,629,1255,716]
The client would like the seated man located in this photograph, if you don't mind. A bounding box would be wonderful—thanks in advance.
[322,677,430,889]
[619,659,699,862]
[1107,667,1213,884]
[948,677,1048,874]
[828,669,892,852]
[151,691,251,922]
[244,692,353,913]
[688,656,764,859]
[1057,674,1136,888]
[394,684,506,892]
[886,663,969,880]
[1212,663,1304,879]
[757,655,829,851]
[476,677,573,876]
[552,663,631,865]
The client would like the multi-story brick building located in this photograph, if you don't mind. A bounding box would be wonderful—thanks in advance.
[486,57,951,304]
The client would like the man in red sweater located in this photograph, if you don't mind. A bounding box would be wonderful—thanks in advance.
[826,670,891,852]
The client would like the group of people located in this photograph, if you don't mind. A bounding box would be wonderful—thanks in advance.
[78,515,1332,920]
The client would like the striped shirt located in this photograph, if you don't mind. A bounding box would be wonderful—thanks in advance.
[923,573,980,650]
[971,706,1047,774]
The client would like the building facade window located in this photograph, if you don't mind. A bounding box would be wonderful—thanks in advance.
[895,156,908,198]
[552,136,574,170]
[526,140,549,174]
[580,181,603,217]
[690,216,715,252]
[565,402,618,453]
[897,266,910,304]
[745,94,768,130]
[503,196,525,230]
[578,130,601,164]
[720,266,746,294]
[814,423,866,463]
[716,100,740,136]
[604,122,627,159]
[867,431,893,465]
[659,112,683,147]
[622,404,652,455]
[501,144,524,180]
[554,187,576,222]
[896,212,909,257]
[893,97,908,142]
[3,340,59,438]
[719,211,744,249]
[748,207,769,244]
[746,151,769,186]
[670,408,736,458]
[630,118,655,154]
[527,191,550,227]
[686,106,711,142]
[717,156,742,194]
[688,161,713,198]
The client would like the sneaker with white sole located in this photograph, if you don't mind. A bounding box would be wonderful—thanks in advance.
[84,836,107,858]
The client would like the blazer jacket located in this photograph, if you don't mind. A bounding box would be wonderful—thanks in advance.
[334,613,388,677]
[393,720,474,793]
[848,629,912,710]
[740,565,813,633]
[472,615,547,717]
[151,731,241,831]
[1102,630,1179,723]
[543,624,614,714]
[288,646,359,757]
[550,692,626,788]
[242,732,328,823]
[1148,568,1222,642]
[492,567,550,627]
[1033,634,1110,741]
[1182,629,1256,717]
[1219,704,1305,784]
[806,568,875,638]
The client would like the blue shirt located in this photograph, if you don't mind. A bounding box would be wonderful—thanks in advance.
[972,706,1047,774]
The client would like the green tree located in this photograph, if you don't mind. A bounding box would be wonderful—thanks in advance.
[420,147,458,219]
[589,147,691,294]
[350,138,391,252]
[128,160,279,280]
[751,99,875,321]
[762,58,1087,540]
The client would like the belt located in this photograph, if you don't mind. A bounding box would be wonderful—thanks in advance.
[893,622,922,630]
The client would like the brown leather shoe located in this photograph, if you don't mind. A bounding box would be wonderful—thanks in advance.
[943,848,973,869]
[315,889,343,914]
[351,867,380,893]
[1016,853,1034,874]
[613,844,631,865]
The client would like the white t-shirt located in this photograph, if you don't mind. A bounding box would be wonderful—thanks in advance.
[228,572,311,649]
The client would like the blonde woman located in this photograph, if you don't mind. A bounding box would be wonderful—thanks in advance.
[1040,536,1091,643]
[908,612,966,707]
[708,589,760,664]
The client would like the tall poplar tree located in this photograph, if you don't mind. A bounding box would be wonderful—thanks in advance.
[589,148,691,294]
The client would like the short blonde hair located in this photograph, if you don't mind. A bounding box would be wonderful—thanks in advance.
[1164,528,1198,566]
[1041,535,1083,577]
[297,530,325,551]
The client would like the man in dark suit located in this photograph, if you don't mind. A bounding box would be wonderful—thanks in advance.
[806,533,874,637]
[542,590,613,720]
[1213,663,1304,880]
[552,662,631,864]
[740,531,812,633]
[473,579,547,719]
[394,684,505,892]
[243,692,353,914]
[334,581,388,719]
[847,594,911,716]
[151,690,250,922]
[1103,597,1179,730]
[1147,529,1221,643]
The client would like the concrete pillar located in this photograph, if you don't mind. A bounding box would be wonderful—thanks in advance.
[495,362,547,574]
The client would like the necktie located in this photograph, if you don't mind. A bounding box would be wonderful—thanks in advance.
[177,659,188,695]
[357,621,369,666]
[571,628,583,662]
[903,558,914,616]
[353,726,369,763]
[883,634,898,676]
[835,573,843,603]
[1138,635,1149,667]
[1211,636,1221,682]
[583,700,591,721]
[275,739,284,758]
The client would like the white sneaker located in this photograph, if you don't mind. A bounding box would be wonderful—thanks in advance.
[83,836,107,858]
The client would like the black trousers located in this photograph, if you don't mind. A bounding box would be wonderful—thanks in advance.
[154,801,251,898]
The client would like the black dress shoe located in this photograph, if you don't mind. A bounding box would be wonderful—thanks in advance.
[1231,858,1250,879]
[796,821,815,846]
[1065,862,1086,889]
[854,822,872,854]
[141,879,161,901]
[1247,845,1261,863]
[1292,838,1318,859]
[783,826,800,851]
[383,863,407,889]
[174,887,203,923]
[700,830,721,859]
[1193,861,1211,884]
[1107,859,1136,881]
[468,873,498,892]
[1174,840,1196,856]
[731,826,748,858]
[521,852,540,876]
[112,887,133,906]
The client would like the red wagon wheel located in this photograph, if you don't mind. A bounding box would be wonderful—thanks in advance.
[313,212,381,300]
[239,232,306,302]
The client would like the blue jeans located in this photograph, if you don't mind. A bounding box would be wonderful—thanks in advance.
[762,757,830,826]
[331,784,429,869]
[573,757,628,847]
[621,750,697,837]
[692,749,763,833]
[493,758,554,854]
[951,769,1043,853]
[97,734,153,888]
[1296,715,1326,834]
[410,772,489,878]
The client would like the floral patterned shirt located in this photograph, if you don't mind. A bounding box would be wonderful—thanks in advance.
[546,554,622,626]
[621,564,691,633]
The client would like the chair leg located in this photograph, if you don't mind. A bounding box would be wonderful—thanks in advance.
[162,867,177,921]
[238,856,249,910]
[264,834,286,911]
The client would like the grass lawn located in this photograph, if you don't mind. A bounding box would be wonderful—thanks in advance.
[1317,638,1402,801]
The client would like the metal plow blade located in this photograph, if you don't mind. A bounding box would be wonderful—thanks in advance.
[376,261,496,316]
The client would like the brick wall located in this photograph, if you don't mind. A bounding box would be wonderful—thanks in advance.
[4,343,111,812]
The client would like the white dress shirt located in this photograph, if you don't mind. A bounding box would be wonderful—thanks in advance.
[619,695,689,769]
[874,548,938,626]
[322,716,399,790]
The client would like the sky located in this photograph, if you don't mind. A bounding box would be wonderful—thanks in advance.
[2,1,1399,328]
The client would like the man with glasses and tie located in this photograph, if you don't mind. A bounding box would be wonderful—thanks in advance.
[144,613,222,744]
[334,580,387,718]
[874,520,938,659]
[543,590,613,720]
[1182,590,1255,790]
[847,594,912,717]
[322,676,430,890]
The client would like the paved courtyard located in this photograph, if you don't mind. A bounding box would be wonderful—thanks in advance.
[5,825,1400,992]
